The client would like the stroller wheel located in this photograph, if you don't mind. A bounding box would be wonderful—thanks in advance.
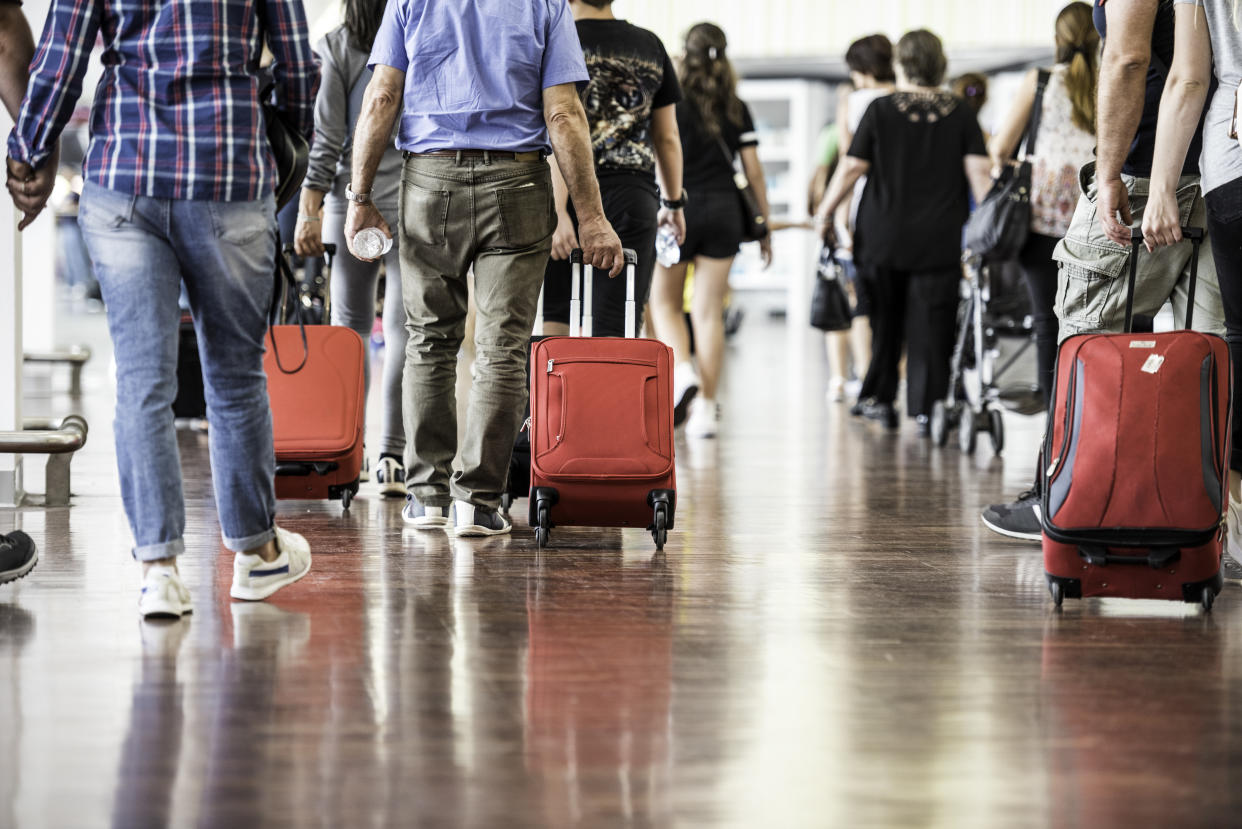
[958,405,978,454]
[930,400,951,447]
[988,407,1005,456]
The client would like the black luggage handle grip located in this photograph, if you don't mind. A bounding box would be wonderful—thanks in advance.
[283,242,336,267]
[569,248,639,338]
[1079,544,1181,570]
[1126,227,1204,332]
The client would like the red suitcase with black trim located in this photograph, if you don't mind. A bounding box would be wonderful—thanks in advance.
[263,245,366,510]
[528,249,676,549]
[1042,227,1231,609]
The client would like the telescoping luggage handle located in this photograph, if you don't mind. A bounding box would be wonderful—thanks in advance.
[569,248,640,338]
[1125,226,1204,332]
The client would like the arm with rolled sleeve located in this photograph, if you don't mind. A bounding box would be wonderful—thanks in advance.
[259,0,319,138]
[5,0,97,228]
[540,0,621,276]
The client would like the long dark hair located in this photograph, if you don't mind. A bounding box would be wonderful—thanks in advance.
[344,0,386,54]
[679,22,745,136]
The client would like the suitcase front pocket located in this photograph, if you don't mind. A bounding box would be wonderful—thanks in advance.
[534,358,672,481]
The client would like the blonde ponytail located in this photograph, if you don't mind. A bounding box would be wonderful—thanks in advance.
[1055,2,1100,135]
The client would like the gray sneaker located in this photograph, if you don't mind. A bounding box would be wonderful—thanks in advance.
[453,501,511,537]
[980,489,1042,542]
[1223,550,1242,584]
[402,496,451,529]
[0,531,38,585]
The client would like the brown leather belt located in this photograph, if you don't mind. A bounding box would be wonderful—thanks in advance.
[403,150,545,162]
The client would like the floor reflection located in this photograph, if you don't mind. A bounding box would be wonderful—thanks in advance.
[523,551,674,827]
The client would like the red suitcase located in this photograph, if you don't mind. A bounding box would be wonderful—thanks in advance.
[528,249,676,549]
[1042,227,1231,609]
[263,245,366,510]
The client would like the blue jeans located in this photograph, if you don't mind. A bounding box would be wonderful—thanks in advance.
[79,182,278,561]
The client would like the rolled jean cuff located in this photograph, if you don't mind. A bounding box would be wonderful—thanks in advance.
[223,525,276,555]
[132,537,186,562]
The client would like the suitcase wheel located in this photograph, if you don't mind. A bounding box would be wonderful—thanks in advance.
[652,503,668,551]
[531,487,557,548]
[1201,586,1215,613]
[1048,580,1064,608]
[535,504,550,548]
[341,488,353,511]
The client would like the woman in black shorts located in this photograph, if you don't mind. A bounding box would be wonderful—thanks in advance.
[647,22,772,439]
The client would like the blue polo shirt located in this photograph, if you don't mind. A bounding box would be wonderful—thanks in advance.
[370,0,589,153]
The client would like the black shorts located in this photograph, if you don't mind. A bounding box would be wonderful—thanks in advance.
[543,175,658,337]
[680,186,745,261]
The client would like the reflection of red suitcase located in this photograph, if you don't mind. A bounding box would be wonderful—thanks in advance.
[528,249,676,549]
[524,554,673,823]
[263,246,365,510]
[1042,228,1230,609]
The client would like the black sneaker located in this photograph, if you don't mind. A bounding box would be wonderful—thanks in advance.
[915,414,930,438]
[863,400,899,430]
[0,531,38,585]
[980,490,1042,541]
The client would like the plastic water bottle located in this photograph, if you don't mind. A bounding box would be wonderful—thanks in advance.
[656,225,680,268]
[353,227,393,259]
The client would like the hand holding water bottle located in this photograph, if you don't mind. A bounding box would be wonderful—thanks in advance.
[656,201,686,268]
[345,200,393,262]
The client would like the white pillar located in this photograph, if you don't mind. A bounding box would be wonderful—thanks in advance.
[1,184,24,507]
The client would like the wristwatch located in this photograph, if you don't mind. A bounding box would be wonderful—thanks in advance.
[345,184,371,204]
[660,189,688,210]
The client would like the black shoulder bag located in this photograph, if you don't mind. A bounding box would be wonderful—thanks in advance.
[713,133,769,241]
[963,69,1050,262]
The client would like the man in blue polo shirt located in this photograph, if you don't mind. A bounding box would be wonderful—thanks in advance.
[347,0,623,538]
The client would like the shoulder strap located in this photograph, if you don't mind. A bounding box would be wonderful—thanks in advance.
[713,130,736,170]
[1020,69,1052,160]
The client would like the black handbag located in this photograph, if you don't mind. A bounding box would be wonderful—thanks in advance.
[963,70,1049,262]
[810,247,853,332]
[260,79,309,211]
[714,134,769,241]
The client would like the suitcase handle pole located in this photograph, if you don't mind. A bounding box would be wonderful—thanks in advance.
[1127,226,1204,332]
[569,248,639,338]
[569,249,583,338]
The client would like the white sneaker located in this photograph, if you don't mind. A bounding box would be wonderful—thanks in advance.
[672,361,700,427]
[828,376,846,402]
[402,496,452,528]
[139,566,193,619]
[453,501,512,537]
[230,526,312,601]
[685,398,719,438]
[375,456,407,497]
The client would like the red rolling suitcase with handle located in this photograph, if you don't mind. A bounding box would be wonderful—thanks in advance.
[1042,227,1231,610]
[528,249,677,550]
[263,244,366,510]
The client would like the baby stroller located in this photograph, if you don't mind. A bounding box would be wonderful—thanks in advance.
[929,254,1036,455]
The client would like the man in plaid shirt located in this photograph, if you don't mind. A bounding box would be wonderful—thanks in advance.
[4,0,319,619]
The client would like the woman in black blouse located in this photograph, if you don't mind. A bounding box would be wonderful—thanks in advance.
[818,29,992,434]
[647,22,772,439]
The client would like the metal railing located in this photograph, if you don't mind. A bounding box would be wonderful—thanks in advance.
[0,414,89,506]
[23,345,92,396]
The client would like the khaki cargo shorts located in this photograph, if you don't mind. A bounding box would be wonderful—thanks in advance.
[1053,162,1224,341]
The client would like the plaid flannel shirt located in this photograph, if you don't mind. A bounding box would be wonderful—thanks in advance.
[7,0,318,201]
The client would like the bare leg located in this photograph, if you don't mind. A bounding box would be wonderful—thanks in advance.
[649,262,692,362]
[688,255,735,401]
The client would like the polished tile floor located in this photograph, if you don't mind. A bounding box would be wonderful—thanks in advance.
[4,304,1242,828]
